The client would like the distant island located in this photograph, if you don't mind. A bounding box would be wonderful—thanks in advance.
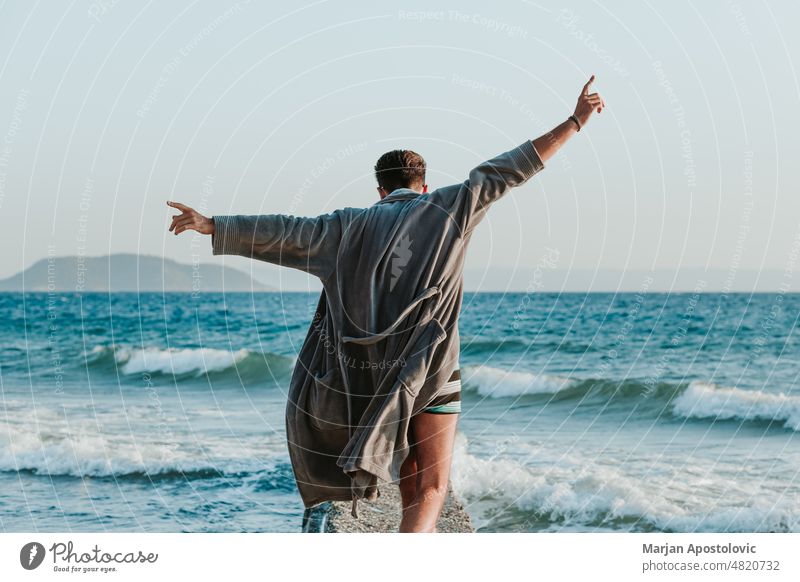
[0,253,275,292]
[1,253,790,293]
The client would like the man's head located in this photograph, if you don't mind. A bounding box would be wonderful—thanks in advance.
[374,149,427,199]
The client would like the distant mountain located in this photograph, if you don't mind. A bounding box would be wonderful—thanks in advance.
[3,253,786,293]
[0,254,275,292]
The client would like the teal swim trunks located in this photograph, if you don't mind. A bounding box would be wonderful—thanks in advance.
[420,369,461,414]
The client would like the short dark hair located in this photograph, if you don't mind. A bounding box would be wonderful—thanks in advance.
[374,150,426,193]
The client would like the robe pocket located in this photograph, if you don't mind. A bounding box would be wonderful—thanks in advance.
[308,367,349,431]
[397,318,448,398]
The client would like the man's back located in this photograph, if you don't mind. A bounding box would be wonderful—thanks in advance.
[203,139,546,509]
[332,187,468,345]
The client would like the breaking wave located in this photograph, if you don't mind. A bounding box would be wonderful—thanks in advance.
[0,415,290,483]
[83,344,295,383]
[462,365,800,431]
[450,433,800,532]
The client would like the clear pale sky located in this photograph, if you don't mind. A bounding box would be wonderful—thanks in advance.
[1,0,798,291]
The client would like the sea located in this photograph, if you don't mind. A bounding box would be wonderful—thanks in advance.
[1,291,798,533]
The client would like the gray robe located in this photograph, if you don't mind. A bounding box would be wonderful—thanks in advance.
[210,139,545,517]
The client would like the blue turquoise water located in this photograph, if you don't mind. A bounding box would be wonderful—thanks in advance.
[1,291,799,532]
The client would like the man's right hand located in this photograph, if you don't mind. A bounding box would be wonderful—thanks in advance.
[573,74,605,128]
[167,201,215,235]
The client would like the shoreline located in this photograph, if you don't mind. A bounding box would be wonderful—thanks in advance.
[303,484,475,533]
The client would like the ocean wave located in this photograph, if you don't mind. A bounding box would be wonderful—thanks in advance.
[115,346,250,375]
[84,345,295,381]
[450,432,674,531]
[0,420,286,480]
[673,381,800,431]
[450,433,800,532]
[461,339,529,355]
[462,366,800,431]
[462,365,574,397]
[460,338,595,356]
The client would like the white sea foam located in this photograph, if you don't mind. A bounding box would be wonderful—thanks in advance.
[0,413,282,478]
[450,432,675,529]
[672,381,800,431]
[462,365,574,398]
[109,346,251,376]
[450,432,800,532]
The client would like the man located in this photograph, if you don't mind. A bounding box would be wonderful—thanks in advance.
[168,76,604,532]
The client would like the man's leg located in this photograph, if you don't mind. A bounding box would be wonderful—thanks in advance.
[398,411,459,533]
[399,445,418,513]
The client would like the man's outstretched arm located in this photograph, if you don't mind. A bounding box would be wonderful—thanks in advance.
[435,74,605,235]
[166,202,345,280]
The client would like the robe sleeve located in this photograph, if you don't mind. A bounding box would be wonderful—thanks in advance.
[210,210,345,280]
[429,139,546,236]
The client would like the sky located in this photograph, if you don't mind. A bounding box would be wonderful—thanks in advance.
[1,0,799,291]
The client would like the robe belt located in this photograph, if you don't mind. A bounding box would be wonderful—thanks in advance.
[340,286,441,346]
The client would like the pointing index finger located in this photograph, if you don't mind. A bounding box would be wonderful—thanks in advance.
[583,74,596,96]
[167,201,190,212]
